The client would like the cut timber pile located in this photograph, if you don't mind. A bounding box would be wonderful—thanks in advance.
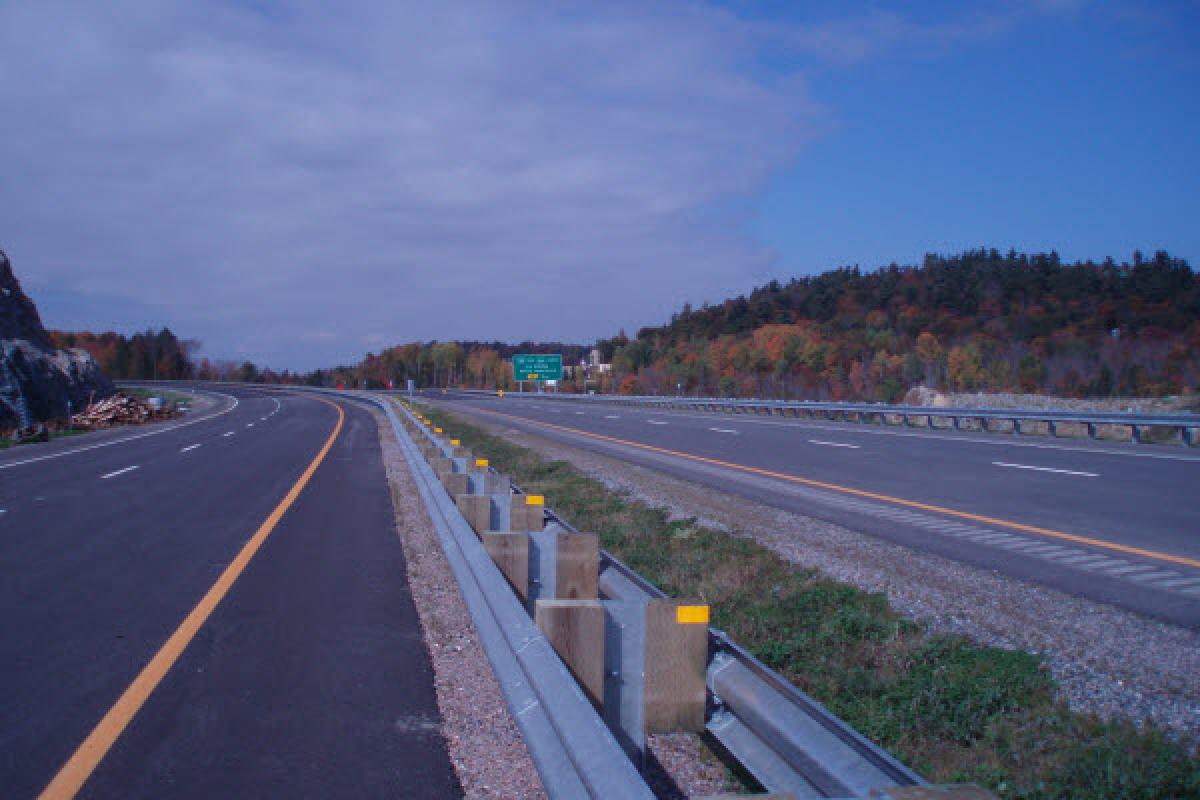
[72,393,179,430]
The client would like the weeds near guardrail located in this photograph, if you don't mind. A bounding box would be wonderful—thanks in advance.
[415,402,1200,800]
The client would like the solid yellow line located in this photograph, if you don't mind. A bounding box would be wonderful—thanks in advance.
[39,396,346,800]
[455,402,1200,571]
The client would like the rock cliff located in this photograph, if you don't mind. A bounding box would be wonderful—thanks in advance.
[1,250,114,431]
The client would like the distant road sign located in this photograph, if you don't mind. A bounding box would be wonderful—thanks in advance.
[512,354,563,382]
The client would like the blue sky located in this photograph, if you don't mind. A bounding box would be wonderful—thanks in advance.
[746,1,1199,273]
[2,1,1196,369]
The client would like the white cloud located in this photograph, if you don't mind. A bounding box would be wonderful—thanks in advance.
[1,1,1078,369]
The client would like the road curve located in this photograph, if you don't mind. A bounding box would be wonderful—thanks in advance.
[0,386,457,798]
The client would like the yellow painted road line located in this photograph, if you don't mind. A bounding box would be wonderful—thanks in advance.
[40,396,346,800]
[451,403,1200,571]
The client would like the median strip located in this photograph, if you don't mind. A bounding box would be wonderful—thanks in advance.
[416,401,1200,799]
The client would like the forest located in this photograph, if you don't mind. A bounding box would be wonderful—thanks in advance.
[597,248,1199,401]
[52,249,1199,401]
[49,328,197,382]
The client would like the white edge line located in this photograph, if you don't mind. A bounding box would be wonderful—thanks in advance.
[992,461,1099,477]
[100,465,140,479]
[0,390,239,471]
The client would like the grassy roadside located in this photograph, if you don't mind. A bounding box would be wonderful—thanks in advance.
[413,401,1199,800]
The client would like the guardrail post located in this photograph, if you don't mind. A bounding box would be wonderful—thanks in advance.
[536,599,606,708]
[602,598,710,766]
[456,495,496,535]
[1131,424,1143,444]
[529,529,600,606]
[483,531,531,600]
[644,599,709,733]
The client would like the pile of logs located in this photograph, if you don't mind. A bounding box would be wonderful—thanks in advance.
[72,393,179,430]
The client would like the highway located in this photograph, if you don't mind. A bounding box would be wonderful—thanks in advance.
[0,386,457,798]
[426,392,1200,630]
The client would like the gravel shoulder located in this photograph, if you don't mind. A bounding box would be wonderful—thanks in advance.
[371,406,546,799]
[449,407,1200,743]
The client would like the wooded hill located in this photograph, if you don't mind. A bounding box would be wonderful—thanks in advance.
[597,249,1199,401]
[50,249,1198,401]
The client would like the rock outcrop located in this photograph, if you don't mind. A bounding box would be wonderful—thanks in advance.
[1,249,114,432]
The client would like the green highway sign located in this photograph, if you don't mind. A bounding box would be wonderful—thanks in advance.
[513,354,563,382]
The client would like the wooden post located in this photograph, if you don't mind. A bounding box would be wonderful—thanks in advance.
[440,471,469,497]
[643,599,709,733]
[456,495,492,536]
[483,532,530,600]
[555,532,599,600]
[511,495,545,533]
[536,599,605,707]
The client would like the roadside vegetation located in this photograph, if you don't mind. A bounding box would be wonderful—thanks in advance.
[414,402,1200,800]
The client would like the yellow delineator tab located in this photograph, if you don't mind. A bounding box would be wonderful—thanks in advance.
[498,390,504,397]
[475,458,489,468]
[434,427,443,433]
[450,439,461,446]
[675,605,710,625]
[525,495,545,506]
[424,420,432,426]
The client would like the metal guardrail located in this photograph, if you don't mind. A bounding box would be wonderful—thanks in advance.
[405,393,932,797]
[432,388,1200,445]
[380,396,655,799]
[535,491,924,797]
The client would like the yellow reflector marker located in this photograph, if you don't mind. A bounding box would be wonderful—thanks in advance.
[676,605,710,625]
[498,390,505,397]
[525,495,545,506]
[475,458,489,468]
[450,439,461,446]
[434,427,443,433]
[424,420,432,426]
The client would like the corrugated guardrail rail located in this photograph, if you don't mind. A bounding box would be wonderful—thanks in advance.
[436,388,1200,446]
[390,394,995,800]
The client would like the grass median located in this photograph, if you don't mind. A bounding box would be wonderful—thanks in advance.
[413,400,1199,799]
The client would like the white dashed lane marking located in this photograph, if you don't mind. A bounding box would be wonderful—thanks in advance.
[100,465,139,480]
[992,461,1099,477]
[180,444,201,453]
[809,440,860,449]
[710,428,739,434]
[223,432,235,437]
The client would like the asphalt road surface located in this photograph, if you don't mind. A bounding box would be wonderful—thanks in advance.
[0,386,457,798]
[426,391,1200,630]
